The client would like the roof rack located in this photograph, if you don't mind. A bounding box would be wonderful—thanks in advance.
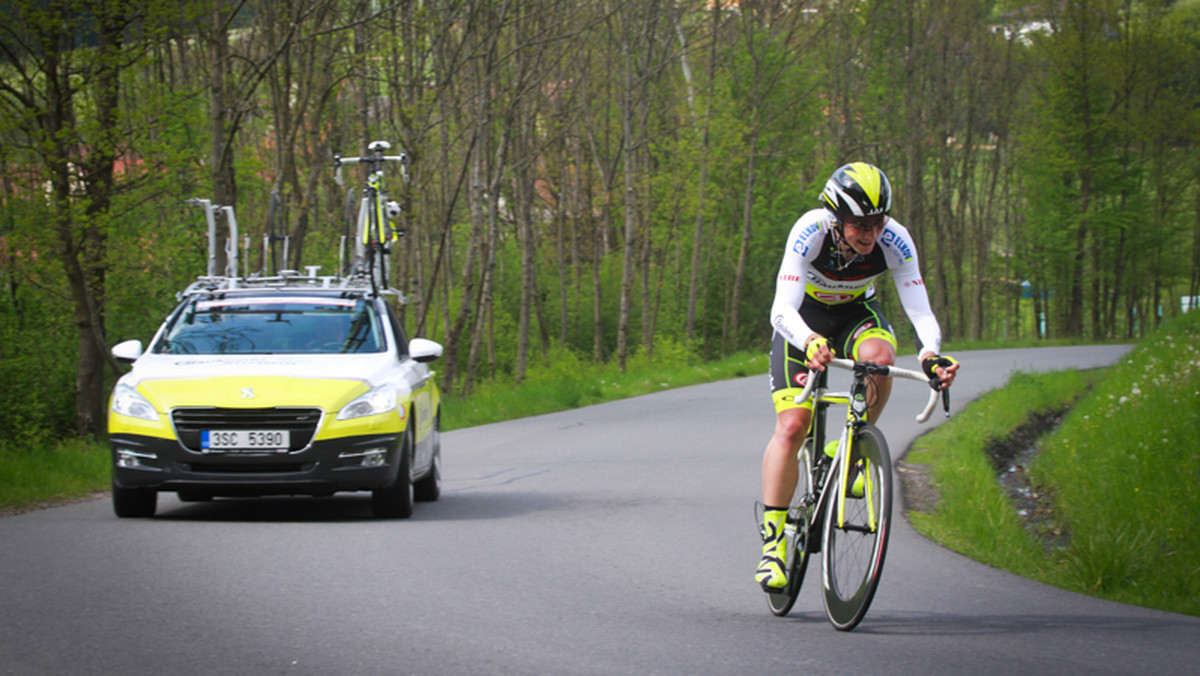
[181,198,406,302]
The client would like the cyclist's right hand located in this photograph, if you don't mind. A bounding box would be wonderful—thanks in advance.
[805,335,834,370]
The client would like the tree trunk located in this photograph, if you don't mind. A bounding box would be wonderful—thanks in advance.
[616,30,637,372]
[209,2,237,275]
[728,130,757,354]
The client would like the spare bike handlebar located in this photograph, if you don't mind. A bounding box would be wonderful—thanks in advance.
[332,141,410,187]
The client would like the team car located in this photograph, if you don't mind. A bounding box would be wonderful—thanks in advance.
[107,198,442,518]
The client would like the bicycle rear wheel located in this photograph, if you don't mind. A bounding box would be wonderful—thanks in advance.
[766,440,815,616]
[821,423,892,631]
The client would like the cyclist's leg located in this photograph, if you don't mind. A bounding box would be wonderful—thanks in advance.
[764,333,817,502]
[835,299,898,424]
[759,333,814,590]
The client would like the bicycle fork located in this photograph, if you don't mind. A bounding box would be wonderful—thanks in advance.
[829,422,878,533]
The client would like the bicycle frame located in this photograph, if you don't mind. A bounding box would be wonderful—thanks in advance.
[800,358,943,528]
[766,356,950,628]
[333,140,410,293]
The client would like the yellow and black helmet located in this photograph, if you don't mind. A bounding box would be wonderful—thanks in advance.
[819,162,892,220]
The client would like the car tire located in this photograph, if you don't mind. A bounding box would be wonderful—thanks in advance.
[372,426,414,519]
[413,414,441,503]
[414,449,441,502]
[112,481,157,518]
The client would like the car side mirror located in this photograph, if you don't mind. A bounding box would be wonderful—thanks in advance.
[112,339,144,363]
[409,338,443,363]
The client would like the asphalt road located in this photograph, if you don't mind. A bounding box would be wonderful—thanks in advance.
[3,345,1197,675]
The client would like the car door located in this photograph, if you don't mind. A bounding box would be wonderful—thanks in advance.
[383,302,434,472]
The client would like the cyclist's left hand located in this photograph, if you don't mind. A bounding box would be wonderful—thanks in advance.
[921,353,959,390]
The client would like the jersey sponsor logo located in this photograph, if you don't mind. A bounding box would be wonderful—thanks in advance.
[791,222,821,256]
[881,229,913,262]
[904,278,925,288]
[778,273,802,283]
[851,321,877,342]
[812,291,856,303]
[808,272,867,289]
[772,315,794,340]
[793,371,809,387]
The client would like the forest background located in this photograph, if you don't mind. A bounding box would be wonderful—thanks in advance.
[2,0,1199,450]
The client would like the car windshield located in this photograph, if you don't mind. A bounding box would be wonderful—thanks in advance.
[155,296,385,355]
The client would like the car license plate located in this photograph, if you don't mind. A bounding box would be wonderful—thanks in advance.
[201,430,290,453]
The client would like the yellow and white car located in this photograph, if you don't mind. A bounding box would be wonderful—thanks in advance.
[107,281,443,519]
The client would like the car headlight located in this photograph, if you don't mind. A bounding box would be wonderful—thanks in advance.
[111,383,159,422]
[337,384,398,420]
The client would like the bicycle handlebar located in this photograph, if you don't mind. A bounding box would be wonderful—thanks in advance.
[795,357,947,423]
[332,145,410,187]
[334,154,409,165]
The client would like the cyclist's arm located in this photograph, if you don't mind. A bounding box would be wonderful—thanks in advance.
[770,214,822,352]
[883,221,942,357]
[894,270,941,357]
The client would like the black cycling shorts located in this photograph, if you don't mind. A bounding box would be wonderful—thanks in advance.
[769,297,896,412]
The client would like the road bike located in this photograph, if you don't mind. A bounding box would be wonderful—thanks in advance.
[333,140,410,293]
[765,357,950,630]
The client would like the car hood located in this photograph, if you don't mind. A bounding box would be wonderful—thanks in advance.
[119,353,398,410]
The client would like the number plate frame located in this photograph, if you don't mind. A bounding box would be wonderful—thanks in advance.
[200,429,291,453]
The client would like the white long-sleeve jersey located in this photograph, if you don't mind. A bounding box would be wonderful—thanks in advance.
[769,209,942,358]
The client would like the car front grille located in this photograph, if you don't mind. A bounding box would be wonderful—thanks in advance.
[178,462,314,474]
[171,407,322,452]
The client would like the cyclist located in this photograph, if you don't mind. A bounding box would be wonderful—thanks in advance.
[756,162,959,591]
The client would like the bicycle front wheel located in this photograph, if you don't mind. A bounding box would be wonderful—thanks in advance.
[821,423,892,631]
[766,440,815,616]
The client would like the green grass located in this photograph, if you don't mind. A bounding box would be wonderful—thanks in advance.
[442,344,768,430]
[908,311,1200,616]
[0,437,111,513]
[906,370,1103,576]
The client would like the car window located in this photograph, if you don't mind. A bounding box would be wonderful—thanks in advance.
[154,296,386,355]
[384,302,410,359]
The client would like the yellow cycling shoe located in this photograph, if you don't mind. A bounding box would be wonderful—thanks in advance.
[824,439,839,458]
[847,460,865,498]
[756,508,788,590]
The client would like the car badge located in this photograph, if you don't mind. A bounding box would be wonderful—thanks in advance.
[240,387,255,399]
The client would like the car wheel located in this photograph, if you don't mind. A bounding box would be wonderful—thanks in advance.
[112,481,157,518]
[372,426,414,518]
[413,414,441,503]
[414,450,441,502]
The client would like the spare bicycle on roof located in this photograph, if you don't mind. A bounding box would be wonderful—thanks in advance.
[333,140,410,295]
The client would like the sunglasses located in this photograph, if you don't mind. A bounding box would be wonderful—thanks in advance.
[842,214,885,232]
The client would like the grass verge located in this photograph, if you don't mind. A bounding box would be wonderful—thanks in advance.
[0,346,769,514]
[906,311,1200,616]
[441,345,767,430]
[0,437,111,515]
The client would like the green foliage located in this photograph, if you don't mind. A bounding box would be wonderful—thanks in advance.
[910,312,1200,616]
[907,369,1102,577]
[0,437,110,512]
[3,0,1199,449]
[1029,311,1200,613]
[442,346,767,431]
[0,199,78,441]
